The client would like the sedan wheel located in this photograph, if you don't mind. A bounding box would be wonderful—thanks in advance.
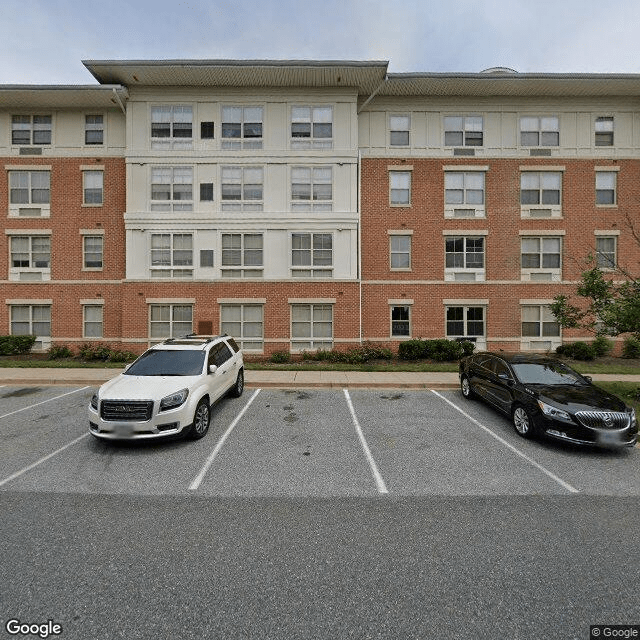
[460,375,475,400]
[188,399,210,439]
[512,405,535,439]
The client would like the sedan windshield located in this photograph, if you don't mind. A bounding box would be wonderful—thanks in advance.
[124,350,205,376]
[511,362,584,385]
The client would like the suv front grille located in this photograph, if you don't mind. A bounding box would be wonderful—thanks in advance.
[575,411,630,430]
[101,400,154,422]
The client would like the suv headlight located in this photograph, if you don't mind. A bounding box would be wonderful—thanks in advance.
[90,393,99,411]
[160,389,189,412]
[537,400,571,421]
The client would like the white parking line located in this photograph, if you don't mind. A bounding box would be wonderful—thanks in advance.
[0,386,90,421]
[431,390,579,494]
[343,389,389,495]
[189,389,261,491]
[0,432,89,488]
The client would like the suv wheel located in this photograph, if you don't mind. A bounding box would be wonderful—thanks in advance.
[229,368,244,398]
[186,398,210,439]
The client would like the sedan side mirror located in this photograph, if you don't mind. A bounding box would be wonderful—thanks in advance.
[498,372,515,385]
[209,364,218,374]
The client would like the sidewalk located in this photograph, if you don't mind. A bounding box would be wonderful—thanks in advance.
[0,367,638,389]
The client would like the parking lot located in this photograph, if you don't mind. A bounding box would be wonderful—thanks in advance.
[1,383,638,497]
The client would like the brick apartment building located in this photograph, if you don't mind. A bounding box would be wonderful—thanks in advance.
[0,61,638,355]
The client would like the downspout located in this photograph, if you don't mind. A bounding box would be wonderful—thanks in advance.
[112,88,126,114]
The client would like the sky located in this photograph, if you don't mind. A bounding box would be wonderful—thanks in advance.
[3,0,640,84]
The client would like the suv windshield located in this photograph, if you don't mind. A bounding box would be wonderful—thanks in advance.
[511,362,584,385]
[124,350,205,376]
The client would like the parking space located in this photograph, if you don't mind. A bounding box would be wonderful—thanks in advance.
[0,385,638,497]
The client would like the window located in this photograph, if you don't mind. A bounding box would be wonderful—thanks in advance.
[150,233,193,278]
[221,166,263,211]
[595,117,614,146]
[220,304,264,351]
[85,115,103,145]
[83,236,103,269]
[390,235,411,270]
[221,233,263,277]
[9,171,50,207]
[10,305,51,349]
[521,237,562,280]
[444,116,483,146]
[391,306,410,337]
[445,236,485,281]
[151,167,193,211]
[291,106,332,149]
[291,304,332,351]
[390,171,411,206]
[83,305,103,338]
[291,233,333,277]
[12,115,51,145]
[199,183,214,201]
[596,236,617,269]
[390,115,410,146]
[291,167,332,211]
[151,106,192,149]
[520,171,562,216]
[83,171,103,205]
[446,306,485,343]
[596,171,617,205]
[222,106,263,149]
[520,116,559,146]
[10,236,51,280]
[521,305,560,340]
[200,122,215,139]
[149,304,193,340]
[444,172,485,217]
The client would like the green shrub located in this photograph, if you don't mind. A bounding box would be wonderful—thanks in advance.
[0,335,37,355]
[622,336,640,359]
[556,341,596,360]
[398,339,428,360]
[108,349,137,363]
[592,336,613,358]
[270,350,291,364]
[79,343,113,361]
[47,344,74,359]
[398,338,472,362]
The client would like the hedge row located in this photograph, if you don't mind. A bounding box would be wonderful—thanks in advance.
[397,338,475,361]
[0,335,37,355]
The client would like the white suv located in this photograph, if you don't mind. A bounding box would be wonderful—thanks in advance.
[89,335,244,441]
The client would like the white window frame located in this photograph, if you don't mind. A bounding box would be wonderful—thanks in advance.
[389,170,411,206]
[389,114,410,147]
[150,233,194,278]
[82,235,104,270]
[444,116,483,147]
[444,234,486,282]
[291,232,333,278]
[596,171,617,206]
[445,305,487,350]
[389,233,411,271]
[520,170,562,218]
[390,304,411,338]
[520,235,563,281]
[290,106,333,149]
[220,303,264,352]
[290,303,333,352]
[83,170,103,206]
[222,106,263,149]
[83,304,104,338]
[11,115,52,146]
[444,170,486,218]
[520,116,559,147]
[291,166,333,212]
[85,115,104,146]
[150,166,193,212]
[8,170,51,217]
[595,116,614,147]
[521,303,561,351]
[595,235,617,270]
[221,233,264,278]
[148,303,193,341]
[151,105,193,149]
[9,234,51,281]
[10,303,51,350]
[221,166,263,211]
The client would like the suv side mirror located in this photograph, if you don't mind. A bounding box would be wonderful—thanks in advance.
[208,364,218,374]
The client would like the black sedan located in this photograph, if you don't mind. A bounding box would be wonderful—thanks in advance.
[459,352,638,448]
